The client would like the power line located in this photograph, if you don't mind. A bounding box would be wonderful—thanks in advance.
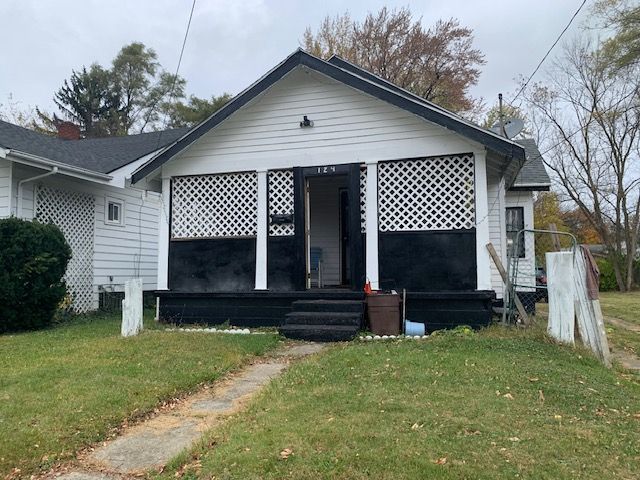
[510,0,588,106]
[153,0,197,149]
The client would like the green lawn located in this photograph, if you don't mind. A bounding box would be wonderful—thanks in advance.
[159,328,640,480]
[0,311,279,477]
[599,291,640,326]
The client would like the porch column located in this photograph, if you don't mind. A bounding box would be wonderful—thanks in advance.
[474,150,492,290]
[255,169,268,290]
[157,177,170,290]
[365,160,380,290]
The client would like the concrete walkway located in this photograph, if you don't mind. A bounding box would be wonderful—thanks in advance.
[52,343,325,480]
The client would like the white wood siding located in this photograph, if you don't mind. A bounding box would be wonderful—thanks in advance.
[0,159,11,217]
[487,172,506,298]
[11,163,160,308]
[308,176,347,286]
[505,190,535,291]
[162,67,479,177]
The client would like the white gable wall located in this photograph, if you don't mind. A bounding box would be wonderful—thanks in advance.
[162,67,481,178]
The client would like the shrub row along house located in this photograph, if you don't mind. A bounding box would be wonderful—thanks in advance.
[0,49,549,338]
[0,121,186,311]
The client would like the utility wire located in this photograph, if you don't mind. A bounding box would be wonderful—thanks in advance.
[153,0,197,150]
[510,0,588,106]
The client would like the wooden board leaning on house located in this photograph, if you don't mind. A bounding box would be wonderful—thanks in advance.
[486,243,529,325]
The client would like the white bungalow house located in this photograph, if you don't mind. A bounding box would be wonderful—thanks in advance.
[130,49,550,340]
[0,120,188,312]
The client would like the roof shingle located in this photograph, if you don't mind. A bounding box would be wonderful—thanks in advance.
[513,138,551,188]
[0,120,188,174]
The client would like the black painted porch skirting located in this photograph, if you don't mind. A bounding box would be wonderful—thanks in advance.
[156,290,495,331]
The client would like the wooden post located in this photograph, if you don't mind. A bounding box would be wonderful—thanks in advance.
[547,252,575,344]
[548,223,561,251]
[122,278,143,337]
[486,243,530,325]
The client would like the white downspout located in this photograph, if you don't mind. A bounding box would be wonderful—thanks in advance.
[17,166,58,218]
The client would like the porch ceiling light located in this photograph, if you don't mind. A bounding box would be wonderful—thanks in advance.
[299,115,314,128]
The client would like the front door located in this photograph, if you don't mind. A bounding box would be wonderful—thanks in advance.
[294,164,364,291]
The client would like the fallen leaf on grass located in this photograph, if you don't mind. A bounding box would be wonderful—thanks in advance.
[279,448,293,460]
[528,377,539,382]
[538,390,545,403]
[434,457,447,465]
[503,393,514,400]
[411,423,424,430]
[508,437,520,442]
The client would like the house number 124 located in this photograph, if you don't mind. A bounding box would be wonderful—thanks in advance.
[317,166,336,174]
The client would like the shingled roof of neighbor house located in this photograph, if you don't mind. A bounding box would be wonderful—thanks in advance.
[512,138,551,189]
[0,120,189,174]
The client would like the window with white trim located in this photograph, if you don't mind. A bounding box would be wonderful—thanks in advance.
[506,207,525,258]
[105,197,125,226]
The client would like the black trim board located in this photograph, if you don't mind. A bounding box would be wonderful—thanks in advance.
[132,49,525,184]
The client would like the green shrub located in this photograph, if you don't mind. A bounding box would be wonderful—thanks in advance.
[0,217,71,332]
[596,258,618,292]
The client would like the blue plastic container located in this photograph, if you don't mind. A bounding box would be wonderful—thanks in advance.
[404,319,425,336]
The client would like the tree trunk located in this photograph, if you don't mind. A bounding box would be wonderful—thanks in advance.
[610,253,627,292]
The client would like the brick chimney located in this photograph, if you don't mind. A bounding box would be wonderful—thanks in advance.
[55,120,81,140]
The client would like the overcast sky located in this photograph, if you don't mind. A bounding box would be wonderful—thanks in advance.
[0,0,591,117]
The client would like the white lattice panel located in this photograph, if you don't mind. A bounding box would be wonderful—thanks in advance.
[171,173,258,238]
[378,155,475,232]
[35,185,95,313]
[360,166,367,232]
[268,169,294,236]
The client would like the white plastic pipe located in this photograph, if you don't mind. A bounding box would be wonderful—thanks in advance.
[17,166,58,218]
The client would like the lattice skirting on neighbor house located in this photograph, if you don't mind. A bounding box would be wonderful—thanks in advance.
[35,184,95,312]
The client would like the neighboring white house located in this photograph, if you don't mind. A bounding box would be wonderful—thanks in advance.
[128,49,551,339]
[0,121,188,312]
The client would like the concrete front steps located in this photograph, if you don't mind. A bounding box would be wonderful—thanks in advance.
[279,299,364,342]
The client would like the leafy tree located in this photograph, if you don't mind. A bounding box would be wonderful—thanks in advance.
[533,191,569,233]
[110,42,185,133]
[53,42,187,136]
[54,64,120,137]
[303,7,485,114]
[164,93,233,128]
[594,0,640,67]
[562,208,603,244]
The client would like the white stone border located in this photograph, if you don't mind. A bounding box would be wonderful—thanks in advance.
[165,327,267,335]
[359,334,429,341]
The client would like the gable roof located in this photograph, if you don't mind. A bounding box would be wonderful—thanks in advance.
[131,49,525,184]
[0,120,188,174]
[512,138,551,190]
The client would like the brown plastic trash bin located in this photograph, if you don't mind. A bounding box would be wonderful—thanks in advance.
[367,293,401,335]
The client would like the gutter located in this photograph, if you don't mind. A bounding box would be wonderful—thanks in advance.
[7,149,113,183]
[17,167,58,218]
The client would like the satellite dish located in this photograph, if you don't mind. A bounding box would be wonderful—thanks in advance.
[490,117,524,139]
